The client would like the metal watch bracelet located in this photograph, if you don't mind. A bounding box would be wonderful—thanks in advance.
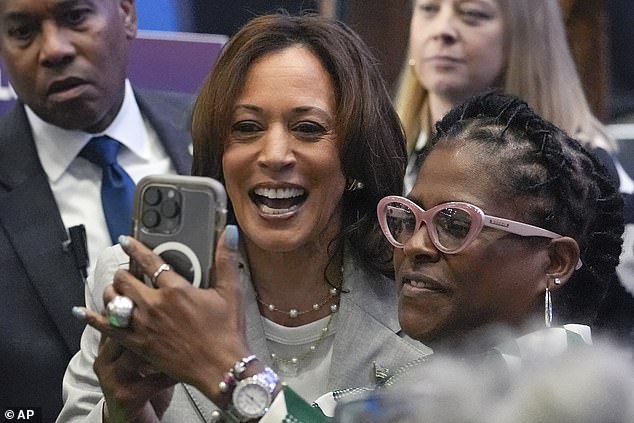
[211,366,280,423]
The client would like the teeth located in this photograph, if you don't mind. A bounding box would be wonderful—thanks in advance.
[407,279,434,289]
[409,280,427,288]
[254,187,304,199]
[259,204,299,214]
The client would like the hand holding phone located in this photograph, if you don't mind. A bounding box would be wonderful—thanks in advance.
[130,175,227,288]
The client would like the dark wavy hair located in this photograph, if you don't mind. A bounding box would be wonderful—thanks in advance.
[191,13,406,276]
[419,91,624,325]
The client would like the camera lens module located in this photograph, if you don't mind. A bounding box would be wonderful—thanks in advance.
[142,209,161,228]
[143,186,162,205]
[161,199,180,218]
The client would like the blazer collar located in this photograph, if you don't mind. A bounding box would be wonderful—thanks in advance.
[328,254,431,390]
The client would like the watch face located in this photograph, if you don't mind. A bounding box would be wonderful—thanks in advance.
[233,380,272,419]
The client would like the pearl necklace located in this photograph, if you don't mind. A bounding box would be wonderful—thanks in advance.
[259,265,344,373]
[256,287,340,318]
[270,308,337,375]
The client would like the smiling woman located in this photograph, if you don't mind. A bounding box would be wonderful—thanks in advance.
[221,46,346,254]
[393,91,624,350]
[395,0,634,342]
[320,91,626,422]
[59,12,428,423]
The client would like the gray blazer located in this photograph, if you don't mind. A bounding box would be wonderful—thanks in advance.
[58,245,431,422]
[0,89,193,422]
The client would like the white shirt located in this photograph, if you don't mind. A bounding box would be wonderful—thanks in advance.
[262,314,337,402]
[28,80,176,278]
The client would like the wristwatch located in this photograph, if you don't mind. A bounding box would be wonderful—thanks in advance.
[227,367,279,422]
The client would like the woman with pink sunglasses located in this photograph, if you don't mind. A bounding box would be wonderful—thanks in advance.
[323,92,628,422]
[325,91,626,420]
[379,91,624,351]
[322,91,624,418]
[396,0,634,342]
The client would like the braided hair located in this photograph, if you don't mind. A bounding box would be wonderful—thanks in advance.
[418,91,624,325]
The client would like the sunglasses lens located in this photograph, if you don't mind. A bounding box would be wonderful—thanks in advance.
[384,202,417,245]
[433,207,473,251]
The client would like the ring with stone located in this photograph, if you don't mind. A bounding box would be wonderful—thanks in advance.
[106,295,135,328]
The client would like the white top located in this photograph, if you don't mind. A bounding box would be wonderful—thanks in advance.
[263,313,337,402]
[27,80,175,277]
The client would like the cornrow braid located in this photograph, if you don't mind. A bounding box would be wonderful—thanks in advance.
[420,91,624,325]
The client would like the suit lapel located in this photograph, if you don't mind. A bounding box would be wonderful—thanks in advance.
[0,104,86,353]
[134,89,193,175]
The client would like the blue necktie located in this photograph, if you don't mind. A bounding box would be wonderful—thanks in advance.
[79,136,135,244]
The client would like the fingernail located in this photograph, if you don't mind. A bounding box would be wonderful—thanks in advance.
[72,306,87,321]
[225,225,239,251]
[118,235,130,248]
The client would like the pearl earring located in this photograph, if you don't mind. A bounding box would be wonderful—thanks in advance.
[346,178,364,192]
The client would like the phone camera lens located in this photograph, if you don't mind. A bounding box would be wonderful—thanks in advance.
[161,199,180,218]
[142,210,161,228]
[144,187,162,205]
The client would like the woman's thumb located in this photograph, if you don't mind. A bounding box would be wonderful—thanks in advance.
[213,225,242,297]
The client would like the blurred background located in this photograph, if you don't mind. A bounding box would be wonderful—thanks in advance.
[137,0,633,123]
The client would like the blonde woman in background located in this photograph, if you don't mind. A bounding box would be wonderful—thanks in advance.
[395,0,633,344]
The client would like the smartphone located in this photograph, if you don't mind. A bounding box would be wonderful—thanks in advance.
[130,175,227,288]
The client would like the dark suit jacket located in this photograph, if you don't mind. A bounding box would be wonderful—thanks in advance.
[0,89,193,422]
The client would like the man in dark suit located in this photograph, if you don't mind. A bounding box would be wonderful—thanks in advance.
[0,1,193,420]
